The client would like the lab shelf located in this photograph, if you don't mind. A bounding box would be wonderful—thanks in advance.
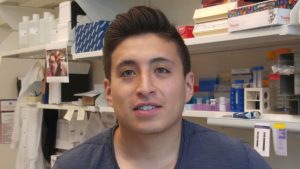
[207,113,300,132]
[185,24,300,54]
[183,110,232,118]
[0,41,72,58]
[72,50,103,60]
[99,106,114,112]
[26,102,100,112]
[98,107,232,118]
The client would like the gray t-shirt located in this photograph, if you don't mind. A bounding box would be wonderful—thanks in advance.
[53,120,272,169]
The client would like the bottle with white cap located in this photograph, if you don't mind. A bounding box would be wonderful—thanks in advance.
[39,12,51,44]
[29,14,40,46]
[48,14,57,43]
[19,16,30,48]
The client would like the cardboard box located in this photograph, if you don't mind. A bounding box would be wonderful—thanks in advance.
[228,8,291,32]
[74,90,100,106]
[193,19,228,37]
[193,2,237,23]
[229,0,298,18]
[0,100,16,112]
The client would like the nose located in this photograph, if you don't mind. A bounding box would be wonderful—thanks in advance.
[136,72,155,97]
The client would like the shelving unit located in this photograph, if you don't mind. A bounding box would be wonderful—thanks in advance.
[207,113,300,132]
[185,24,300,54]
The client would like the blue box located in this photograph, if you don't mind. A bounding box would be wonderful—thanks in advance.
[199,78,219,92]
[75,20,110,53]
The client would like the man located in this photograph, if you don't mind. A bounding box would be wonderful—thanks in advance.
[53,6,271,169]
[47,53,57,77]
[46,51,68,77]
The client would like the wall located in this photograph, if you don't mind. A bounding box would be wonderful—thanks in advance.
[0,58,38,169]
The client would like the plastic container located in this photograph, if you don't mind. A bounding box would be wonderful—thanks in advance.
[252,66,264,88]
[219,97,227,112]
[39,12,51,44]
[29,14,40,46]
[18,16,30,48]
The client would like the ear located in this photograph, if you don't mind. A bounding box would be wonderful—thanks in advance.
[185,72,194,103]
[104,78,113,106]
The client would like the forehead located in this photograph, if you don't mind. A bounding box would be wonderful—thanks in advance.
[111,33,181,67]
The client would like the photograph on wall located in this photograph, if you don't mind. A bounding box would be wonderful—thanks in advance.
[46,47,69,83]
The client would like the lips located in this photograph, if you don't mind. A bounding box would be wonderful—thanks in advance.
[133,103,162,117]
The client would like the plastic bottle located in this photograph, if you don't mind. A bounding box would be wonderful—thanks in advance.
[39,12,51,44]
[29,14,40,46]
[219,97,227,112]
[252,67,257,88]
[256,66,264,88]
[18,16,30,48]
[49,15,58,43]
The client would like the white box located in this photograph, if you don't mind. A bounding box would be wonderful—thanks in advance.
[0,100,16,112]
[56,21,74,42]
[193,2,237,23]
[59,1,72,23]
[193,19,228,37]
[228,8,291,32]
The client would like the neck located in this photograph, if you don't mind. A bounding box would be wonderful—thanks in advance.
[114,120,182,169]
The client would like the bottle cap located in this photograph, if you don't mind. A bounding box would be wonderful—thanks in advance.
[32,14,40,21]
[44,12,51,19]
[22,16,30,22]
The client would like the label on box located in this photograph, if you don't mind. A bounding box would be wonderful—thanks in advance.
[0,100,17,112]
[0,112,14,144]
[229,8,291,32]
[254,123,271,157]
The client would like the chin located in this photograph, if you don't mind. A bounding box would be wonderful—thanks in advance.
[134,119,180,135]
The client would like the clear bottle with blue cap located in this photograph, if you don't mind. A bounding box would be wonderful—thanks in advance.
[252,66,264,88]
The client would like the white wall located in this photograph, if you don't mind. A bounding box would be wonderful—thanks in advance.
[0,58,38,169]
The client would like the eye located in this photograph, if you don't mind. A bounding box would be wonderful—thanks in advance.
[120,70,136,77]
[155,67,170,74]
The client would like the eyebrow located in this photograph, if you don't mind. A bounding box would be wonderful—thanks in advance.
[116,57,176,70]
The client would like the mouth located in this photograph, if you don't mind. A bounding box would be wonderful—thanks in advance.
[133,105,161,111]
[133,103,162,117]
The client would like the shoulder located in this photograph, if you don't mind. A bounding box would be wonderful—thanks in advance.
[180,120,271,169]
[53,128,116,169]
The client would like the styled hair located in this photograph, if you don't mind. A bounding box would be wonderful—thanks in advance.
[103,6,191,80]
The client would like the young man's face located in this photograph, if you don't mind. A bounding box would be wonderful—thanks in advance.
[49,55,57,72]
[104,33,194,134]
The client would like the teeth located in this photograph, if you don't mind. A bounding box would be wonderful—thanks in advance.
[138,105,156,110]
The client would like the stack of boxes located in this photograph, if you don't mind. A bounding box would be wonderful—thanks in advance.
[192,2,237,36]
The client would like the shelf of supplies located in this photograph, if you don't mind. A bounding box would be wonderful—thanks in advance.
[183,110,232,118]
[185,24,300,54]
[207,113,300,132]
[34,102,99,112]
[97,107,232,118]
[72,50,103,60]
